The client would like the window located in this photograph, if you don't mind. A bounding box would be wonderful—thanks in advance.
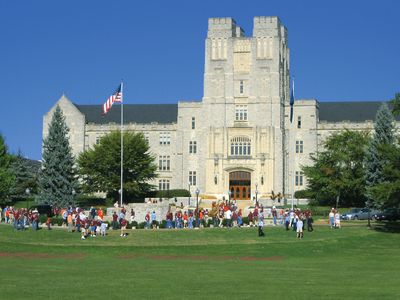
[295,171,304,186]
[230,136,251,156]
[189,171,197,186]
[191,117,196,129]
[239,81,244,94]
[297,116,302,129]
[158,179,170,191]
[189,141,197,154]
[296,140,304,154]
[96,136,101,145]
[159,132,171,145]
[235,105,248,121]
[158,156,170,171]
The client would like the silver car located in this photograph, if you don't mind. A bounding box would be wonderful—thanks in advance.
[351,208,380,220]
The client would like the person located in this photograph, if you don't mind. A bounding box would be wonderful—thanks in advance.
[90,219,97,237]
[145,212,150,229]
[151,211,157,229]
[183,211,188,228]
[305,210,314,232]
[225,207,232,228]
[120,217,127,237]
[100,221,107,236]
[296,217,304,239]
[284,212,290,231]
[46,216,52,230]
[329,208,335,228]
[334,211,341,229]
[258,211,265,237]
[272,206,277,226]
[67,213,73,232]
[237,209,243,227]
[130,209,135,223]
[112,211,118,230]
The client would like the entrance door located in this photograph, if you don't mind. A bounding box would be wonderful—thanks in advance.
[229,171,251,200]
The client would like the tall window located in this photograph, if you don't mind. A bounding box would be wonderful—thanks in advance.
[158,155,170,171]
[297,116,302,129]
[159,132,171,145]
[191,117,196,129]
[296,140,304,154]
[230,136,251,156]
[159,179,170,191]
[95,136,101,145]
[295,171,303,186]
[239,80,244,94]
[189,171,197,186]
[235,105,248,121]
[189,141,197,154]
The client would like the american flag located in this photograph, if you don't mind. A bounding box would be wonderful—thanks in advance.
[102,83,123,114]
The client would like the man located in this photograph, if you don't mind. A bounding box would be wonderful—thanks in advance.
[258,210,265,237]
[112,211,118,230]
[296,217,304,239]
[151,211,157,229]
[225,207,232,228]
[272,206,277,226]
[120,217,127,237]
[305,209,314,232]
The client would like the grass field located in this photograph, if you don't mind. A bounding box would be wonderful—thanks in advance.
[0,223,399,300]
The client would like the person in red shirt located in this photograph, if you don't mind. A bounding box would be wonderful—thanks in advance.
[120,218,127,237]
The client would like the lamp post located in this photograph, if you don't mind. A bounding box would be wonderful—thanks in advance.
[255,183,258,207]
[228,190,232,207]
[118,189,122,207]
[25,188,30,210]
[195,188,200,227]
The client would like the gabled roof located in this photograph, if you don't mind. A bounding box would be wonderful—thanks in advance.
[318,101,400,122]
[75,104,178,124]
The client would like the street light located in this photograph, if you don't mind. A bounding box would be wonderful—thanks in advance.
[228,190,231,206]
[25,188,30,210]
[118,189,122,207]
[195,188,200,227]
[72,189,76,206]
[255,183,258,207]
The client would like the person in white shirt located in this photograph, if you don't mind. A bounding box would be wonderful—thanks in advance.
[334,211,341,228]
[296,217,304,239]
[329,208,335,228]
[225,209,232,228]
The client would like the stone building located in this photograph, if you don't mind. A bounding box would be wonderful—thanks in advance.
[43,16,399,201]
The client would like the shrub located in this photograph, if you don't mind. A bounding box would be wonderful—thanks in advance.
[145,189,190,198]
[138,222,146,229]
[241,217,249,225]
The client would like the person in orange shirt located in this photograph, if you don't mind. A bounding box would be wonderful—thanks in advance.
[97,208,104,220]
[199,210,204,228]
[183,212,188,228]
[67,213,73,232]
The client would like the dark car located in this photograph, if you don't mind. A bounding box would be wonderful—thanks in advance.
[29,204,54,217]
[373,209,400,221]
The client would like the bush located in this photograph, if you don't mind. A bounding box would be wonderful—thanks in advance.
[129,221,138,229]
[294,190,312,199]
[75,195,110,208]
[241,217,249,225]
[159,220,167,229]
[145,189,190,199]
[138,222,146,229]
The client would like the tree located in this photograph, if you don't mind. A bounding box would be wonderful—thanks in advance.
[0,134,15,203]
[368,140,400,208]
[364,103,396,207]
[77,131,157,201]
[9,151,40,200]
[302,130,370,207]
[38,106,78,207]
[390,92,400,116]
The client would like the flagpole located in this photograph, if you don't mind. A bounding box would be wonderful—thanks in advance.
[120,81,124,208]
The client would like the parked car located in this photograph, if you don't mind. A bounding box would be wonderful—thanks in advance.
[351,208,381,220]
[341,208,362,220]
[29,204,54,217]
[373,209,400,221]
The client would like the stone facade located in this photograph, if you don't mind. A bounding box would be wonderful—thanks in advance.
[43,17,399,201]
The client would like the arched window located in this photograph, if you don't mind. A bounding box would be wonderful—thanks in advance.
[230,136,251,157]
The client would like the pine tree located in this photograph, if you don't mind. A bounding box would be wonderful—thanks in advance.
[0,134,15,202]
[364,102,396,205]
[10,151,39,200]
[38,106,78,207]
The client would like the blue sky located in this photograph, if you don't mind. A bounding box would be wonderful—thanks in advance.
[0,0,399,160]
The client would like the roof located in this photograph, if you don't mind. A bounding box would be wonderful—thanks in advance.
[318,101,400,122]
[75,104,178,124]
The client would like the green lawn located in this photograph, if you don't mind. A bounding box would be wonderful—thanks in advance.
[0,223,399,300]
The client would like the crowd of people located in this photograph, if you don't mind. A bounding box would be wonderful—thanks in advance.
[0,202,346,240]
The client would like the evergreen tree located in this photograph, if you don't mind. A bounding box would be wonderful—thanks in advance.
[10,151,39,200]
[390,92,400,116]
[364,103,396,206]
[38,106,78,207]
[0,134,15,202]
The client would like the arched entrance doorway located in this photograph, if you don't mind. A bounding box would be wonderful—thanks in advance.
[229,171,251,200]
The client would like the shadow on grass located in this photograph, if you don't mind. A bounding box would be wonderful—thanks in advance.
[372,222,400,234]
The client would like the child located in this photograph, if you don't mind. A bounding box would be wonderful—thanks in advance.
[120,218,127,237]
[46,217,52,230]
[100,221,107,236]
[258,211,265,237]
